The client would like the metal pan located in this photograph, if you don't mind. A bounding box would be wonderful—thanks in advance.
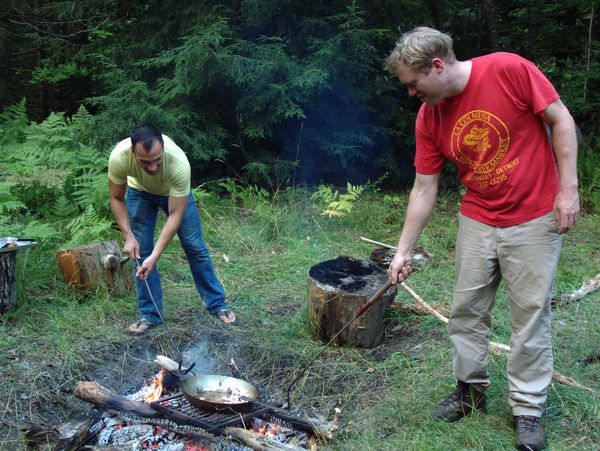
[180,374,259,412]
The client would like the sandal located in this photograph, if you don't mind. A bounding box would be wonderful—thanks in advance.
[128,317,159,335]
[214,308,239,325]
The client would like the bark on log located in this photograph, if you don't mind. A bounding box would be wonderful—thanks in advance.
[0,251,17,313]
[74,381,162,418]
[22,417,93,450]
[56,240,133,295]
[307,257,397,348]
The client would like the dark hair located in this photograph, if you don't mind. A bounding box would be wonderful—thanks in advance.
[130,123,164,152]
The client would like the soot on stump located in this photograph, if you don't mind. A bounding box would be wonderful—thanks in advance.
[307,256,397,348]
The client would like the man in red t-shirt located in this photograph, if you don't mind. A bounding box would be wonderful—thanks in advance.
[385,27,579,451]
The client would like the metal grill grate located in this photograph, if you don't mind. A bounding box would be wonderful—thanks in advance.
[150,393,273,434]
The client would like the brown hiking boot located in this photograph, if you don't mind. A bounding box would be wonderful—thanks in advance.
[514,415,545,450]
[431,380,487,422]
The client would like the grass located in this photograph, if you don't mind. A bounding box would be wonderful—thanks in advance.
[1,187,599,450]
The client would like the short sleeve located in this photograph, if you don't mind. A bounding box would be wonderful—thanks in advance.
[503,55,559,117]
[108,146,127,185]
[414,109,445,174]
[168,160,191,197]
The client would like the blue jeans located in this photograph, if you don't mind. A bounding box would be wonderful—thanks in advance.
[126,187,227,323]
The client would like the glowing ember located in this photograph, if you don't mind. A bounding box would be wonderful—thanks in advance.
[251,417,308,444]
[185,443,210,451]
[143,369,165,403]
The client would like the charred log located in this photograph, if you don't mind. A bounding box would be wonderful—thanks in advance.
[74,381,162,419]
[307,256,397,348]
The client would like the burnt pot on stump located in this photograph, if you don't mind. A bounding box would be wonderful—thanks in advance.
[307,256,397,348]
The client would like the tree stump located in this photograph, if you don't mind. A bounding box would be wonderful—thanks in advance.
[1,241,37,313]
[55,240,133,296]
[0,251,17,313]
[307,256,397,348]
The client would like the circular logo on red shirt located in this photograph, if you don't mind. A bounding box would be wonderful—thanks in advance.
[451,110,510,174]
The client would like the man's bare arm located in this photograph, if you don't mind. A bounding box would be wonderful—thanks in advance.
[109,180,140,260]
[388,173,440,284]
[543,99,579,234]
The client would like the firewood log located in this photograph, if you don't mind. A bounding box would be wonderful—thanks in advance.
[55,240,132,295]
[74,381,162,418]
[22,417,93,450]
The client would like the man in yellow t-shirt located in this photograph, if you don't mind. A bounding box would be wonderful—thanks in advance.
[108,123,237,333]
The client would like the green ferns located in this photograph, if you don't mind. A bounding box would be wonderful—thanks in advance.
[0,103,113,246]
[311,183,365,217]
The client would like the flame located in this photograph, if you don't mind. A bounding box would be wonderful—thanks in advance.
[143,369,165,403]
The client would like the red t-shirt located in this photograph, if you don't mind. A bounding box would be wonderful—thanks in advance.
[415,52,560,226]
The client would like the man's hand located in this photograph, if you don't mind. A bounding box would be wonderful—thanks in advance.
[136,255,158,281]
[388,252,413,285]
[554,188,580,234]
[544,100,579,235]
[123,236,141,261]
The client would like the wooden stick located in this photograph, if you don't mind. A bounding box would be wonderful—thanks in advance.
[359,236,396,250]
[398,282,595,393]
[389,301,450,317]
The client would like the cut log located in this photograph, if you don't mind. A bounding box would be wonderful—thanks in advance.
[55,240,133,296]
[22,417,93,450]
[307,256,397,348]
[74,381,162,418]
[0,241,37,313]
[0,251,17,313]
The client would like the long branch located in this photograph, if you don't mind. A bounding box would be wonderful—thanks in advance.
[398,282,594,393]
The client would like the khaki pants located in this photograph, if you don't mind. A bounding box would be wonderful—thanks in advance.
[449,212,562,416]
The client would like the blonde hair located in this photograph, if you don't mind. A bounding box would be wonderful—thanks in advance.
[385,27,456,74]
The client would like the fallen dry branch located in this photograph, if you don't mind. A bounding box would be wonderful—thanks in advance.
[398,282,595,393]
[359,236,395,250]
[554,273,600,306]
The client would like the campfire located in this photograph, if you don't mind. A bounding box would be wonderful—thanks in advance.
[65,357,340,450]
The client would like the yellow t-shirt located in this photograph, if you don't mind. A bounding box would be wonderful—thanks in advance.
[108,134,191,197]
